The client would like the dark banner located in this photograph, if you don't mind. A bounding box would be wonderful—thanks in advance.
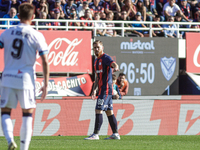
[95,37,179,96]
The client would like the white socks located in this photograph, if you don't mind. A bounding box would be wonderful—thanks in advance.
[20,116,33,150]
[1,114,14,144]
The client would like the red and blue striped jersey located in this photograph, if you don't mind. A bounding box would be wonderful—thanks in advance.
[94,53,114,96]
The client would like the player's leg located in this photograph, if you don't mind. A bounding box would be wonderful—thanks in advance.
[105,110,120,139]
[17,89,36,150]
[84,97,105,140]
[84,109,102,140]
[20,108,34,150]
[104,95,120,140]
[94,109,103,135]
[0,87,18,149]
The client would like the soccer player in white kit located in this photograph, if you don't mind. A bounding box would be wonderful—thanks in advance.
[0,3,49,150]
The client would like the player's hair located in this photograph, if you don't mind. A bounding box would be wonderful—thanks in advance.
[93,40,103,46]
[119,73,125,77]
[18,3,35,21]
[112,74,117,80]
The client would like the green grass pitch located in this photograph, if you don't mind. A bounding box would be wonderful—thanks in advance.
[1,135,200,150]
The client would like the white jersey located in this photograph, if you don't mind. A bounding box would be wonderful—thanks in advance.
[0,23,48,89]
[163,2,180,17]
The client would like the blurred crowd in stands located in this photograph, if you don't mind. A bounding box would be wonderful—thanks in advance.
[0,0,200,37]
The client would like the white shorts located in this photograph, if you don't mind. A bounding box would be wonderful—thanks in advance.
[0,87,36,109]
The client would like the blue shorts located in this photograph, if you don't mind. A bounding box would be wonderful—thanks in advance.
[95,95,113,111]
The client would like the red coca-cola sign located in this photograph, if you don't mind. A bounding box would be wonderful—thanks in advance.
[0,31,92,73]
[186,33,200,73]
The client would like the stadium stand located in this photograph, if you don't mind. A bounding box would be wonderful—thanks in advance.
[0,0,200,36]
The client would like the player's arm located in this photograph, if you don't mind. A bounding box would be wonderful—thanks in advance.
[91,75,98,100]
[0,42,3,49]
[40,54,49,101]
[116,85,121,99]
[0,36,4,49]
[111,62,119,72]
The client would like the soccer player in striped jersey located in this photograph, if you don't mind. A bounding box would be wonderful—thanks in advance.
[0,3,49,150]
[84,40,120,140]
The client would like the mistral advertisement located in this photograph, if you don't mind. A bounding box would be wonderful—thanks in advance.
[95,37,179,96]
[0,31,92,73]
[1,96,200,136]
[35,74,93,97]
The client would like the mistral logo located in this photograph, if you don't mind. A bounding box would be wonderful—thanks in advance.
[120,39,155,52]
[193,44,200,67]
[36,38,82,67]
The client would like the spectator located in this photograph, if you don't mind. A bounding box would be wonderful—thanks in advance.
[116,10,139,36]
[132,0,138,5]
[131,12,147,37]
[89,0,106,19]
[163,16,180,38]
[163,0,191,22]
[118,0,125,9]
[61,0,66,8]
[68,9,80,31]
[51,8,61,30]
[94,12,106,36]
[156,0,168,16]
[188,0,198,7]
[104,0,121,14]
[0,0,12,15]
[152,15,165,37]
[112,74,121,100]
[195,9,200,22]
[113,11,121,20]
[49,0,65,19]
[136,0,146,21]
[144,0,155,21]
[191,0,200,22]
[105,12,118,37]
[174,13,186,38]
[77,1,92,18]
[179,0,192,21]
[121,0,137,19]
[47,0,55,7]
[116,73,129,97]
[190,24,200,32]
[74,0,82,7]
[2,7,19,28]
[144,0,164,21]
[36,0,49,18]
[11,0,21,13]
[63,0,78,19]
[26,0,38,10]
[38,12,52,30]
[80,8,94,31]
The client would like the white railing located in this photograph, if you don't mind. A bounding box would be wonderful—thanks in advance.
[0,18,200,38]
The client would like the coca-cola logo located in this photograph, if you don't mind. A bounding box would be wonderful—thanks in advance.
[193,44,200,67]
[36,38,82,67]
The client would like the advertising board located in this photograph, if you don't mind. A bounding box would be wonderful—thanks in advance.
[0,31,92,73]
[186,33,200,73]
[1,96,200,136]
[95,37,179,95]
[35,74,93,97]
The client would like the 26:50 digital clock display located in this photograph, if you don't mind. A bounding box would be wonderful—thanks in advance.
[120,62,155,84]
